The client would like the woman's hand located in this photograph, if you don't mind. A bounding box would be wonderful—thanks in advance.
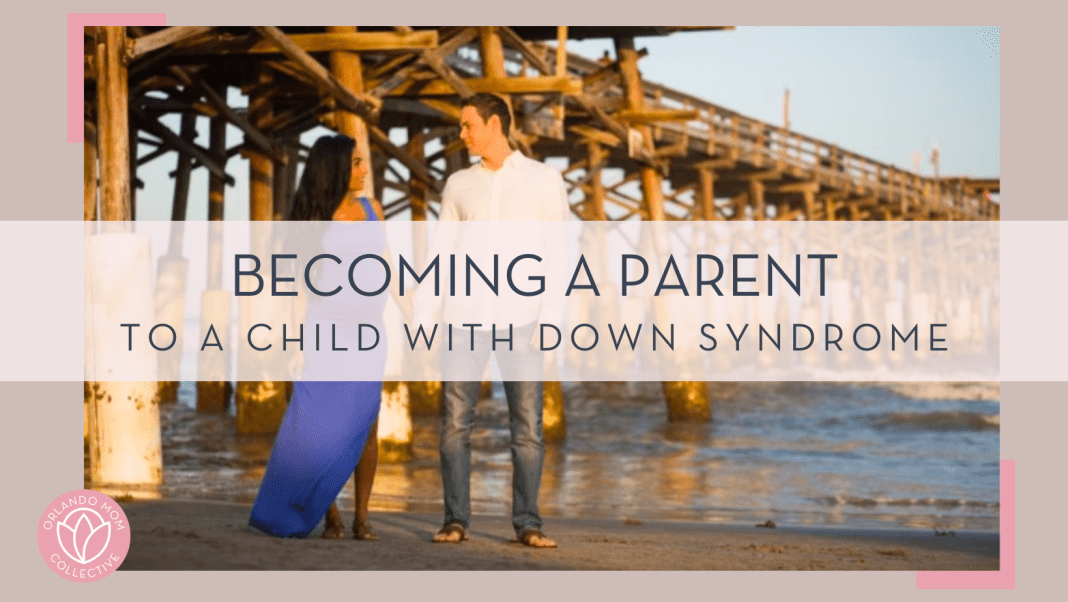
[288,350,305,380]
[397,295,414,325]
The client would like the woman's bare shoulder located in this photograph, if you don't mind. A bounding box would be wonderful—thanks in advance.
[332,198,365,222]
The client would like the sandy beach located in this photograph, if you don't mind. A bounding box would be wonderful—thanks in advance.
[118,499,998,571]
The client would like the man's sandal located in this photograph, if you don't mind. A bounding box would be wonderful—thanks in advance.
[518,527,557,548]
[432,522,468,543]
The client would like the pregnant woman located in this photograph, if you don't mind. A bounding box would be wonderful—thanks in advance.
[249,134,403,539]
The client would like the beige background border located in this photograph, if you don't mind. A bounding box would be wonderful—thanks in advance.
[1,4,1054,599]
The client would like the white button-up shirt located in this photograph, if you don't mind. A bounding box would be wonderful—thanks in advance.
[413,150,570,330]
[439,150,569,221]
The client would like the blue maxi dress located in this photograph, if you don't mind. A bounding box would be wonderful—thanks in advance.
[249,197,388,538]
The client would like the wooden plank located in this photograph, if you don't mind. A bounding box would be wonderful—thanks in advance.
[253,26,382,122]
[131,26,214,58]
[692,157,735,170]
[770,181,820,194]
[382,76,583,97]
[617,109,700,124]
[247,30,437,54]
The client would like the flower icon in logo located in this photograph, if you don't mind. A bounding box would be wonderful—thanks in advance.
[56,508,111,565]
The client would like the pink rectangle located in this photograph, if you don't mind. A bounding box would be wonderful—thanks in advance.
[916,459,1014,589]
[69,13,166,143]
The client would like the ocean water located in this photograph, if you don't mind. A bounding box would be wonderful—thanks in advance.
[100,381,999,532]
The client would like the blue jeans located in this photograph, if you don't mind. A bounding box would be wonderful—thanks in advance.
[439,323,545,535]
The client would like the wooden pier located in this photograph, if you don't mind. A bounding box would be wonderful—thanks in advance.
[84,26,998,227]
[83,26,999,447]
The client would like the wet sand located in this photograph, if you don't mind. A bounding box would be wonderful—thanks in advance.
[119,499,998,571]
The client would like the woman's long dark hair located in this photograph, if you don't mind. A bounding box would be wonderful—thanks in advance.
[287,134,356,221]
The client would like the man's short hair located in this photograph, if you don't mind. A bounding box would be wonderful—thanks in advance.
[462,93,512,137]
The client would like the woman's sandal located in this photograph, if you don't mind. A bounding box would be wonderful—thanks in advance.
[322,505,346,540]
[353,520,380,541]
[431,521,468,543]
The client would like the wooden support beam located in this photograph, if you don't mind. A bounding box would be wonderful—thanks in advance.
[407,129,428,215]
[96,26,132,221]
[253,26,382,122]
[328,26,375,196]
[379,75,583,97]
[569,94,646,159]
[769,180,820,194]
[692,157,735,170]
[261,59,319,88]
[745,168,783,181]
[131,26,214,58]
[749,179,765,221]
[273,138,298,220]
[207,115,227,223]
[368,125,442,193]
[480,27,507,80]
[803,188,816,220]
[826,198,838,221]
[588,142,607,221]
[131,106,234,186]
[556,27,568,77]
[477,26,534,155]
[84,121,98,221]
[369,27,478,98]
[568,125,622,148]
[247,76,275,223]
[697,166,715,221]
[135,95,213,117]
[166,66,283,163]
[496,27,553,75]
[368,52,419,81]
[175,30,439,57]
[248,30,437,54]
[169,112,197,222]
[418,98,461,121]
[730,192,748,220]
[391,26,474,99]
[136,144,170,167]
[616,36,664,221]
[129,118,140,219]
[775,207,804,222]
[616,109,700,124]
[84,51,95,80]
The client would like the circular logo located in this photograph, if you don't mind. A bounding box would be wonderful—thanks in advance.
[37,490,131,582]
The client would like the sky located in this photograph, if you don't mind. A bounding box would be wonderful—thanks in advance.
[134,26,999,222]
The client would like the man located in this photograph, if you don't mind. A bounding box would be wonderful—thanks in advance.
[418,93,568,548]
